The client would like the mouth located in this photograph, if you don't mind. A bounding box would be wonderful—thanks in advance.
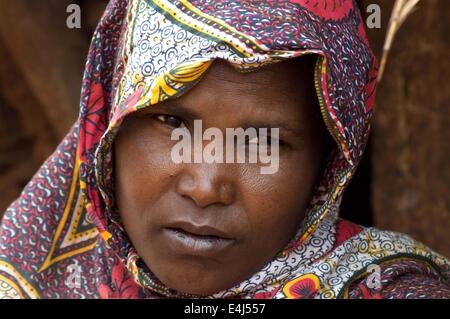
[161,222,235,257]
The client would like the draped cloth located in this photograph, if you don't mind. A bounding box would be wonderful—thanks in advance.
[1,0,449,299]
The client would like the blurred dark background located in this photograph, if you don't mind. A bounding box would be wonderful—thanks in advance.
[0,0,449,256]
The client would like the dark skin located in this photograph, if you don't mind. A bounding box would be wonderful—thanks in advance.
[114,56,327,296]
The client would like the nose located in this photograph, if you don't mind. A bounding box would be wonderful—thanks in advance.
[175,163,236,208]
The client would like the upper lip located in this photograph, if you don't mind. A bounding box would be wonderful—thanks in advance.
[164,221,233,240]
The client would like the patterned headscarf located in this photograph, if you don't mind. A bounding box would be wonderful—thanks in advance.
[0,0,449,299]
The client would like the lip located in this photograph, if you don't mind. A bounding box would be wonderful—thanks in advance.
[166,221,233,239]
[161,221,235,257]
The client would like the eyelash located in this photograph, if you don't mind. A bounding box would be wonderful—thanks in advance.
[154,114,187,129]
[153,114,287,147]
[246,135,286,147]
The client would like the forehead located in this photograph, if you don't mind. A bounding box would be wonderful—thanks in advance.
[200,58,314,90]
[170,58,318,120]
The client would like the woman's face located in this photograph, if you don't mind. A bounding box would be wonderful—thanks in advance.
[114,57,326,296]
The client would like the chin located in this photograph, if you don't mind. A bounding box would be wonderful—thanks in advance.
[162,271,229,296]
[151,259,238,296]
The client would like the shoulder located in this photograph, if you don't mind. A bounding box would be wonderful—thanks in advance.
[347,257,450,299]
[333,219,450,299]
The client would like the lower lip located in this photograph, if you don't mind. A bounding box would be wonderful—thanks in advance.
[162,228,235,257]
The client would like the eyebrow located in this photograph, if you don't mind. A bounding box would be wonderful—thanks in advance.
[240,120,303,137]
[146,102,303,137]
[142,101,198,120]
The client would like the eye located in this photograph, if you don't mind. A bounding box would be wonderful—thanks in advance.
[155,114,186,129]
[246,135,259,145]
[244,134,287,149]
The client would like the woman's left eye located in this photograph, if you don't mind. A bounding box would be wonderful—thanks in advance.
[155,114,186,129]
[246,135,285,147]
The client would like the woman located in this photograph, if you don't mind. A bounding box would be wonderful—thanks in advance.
[0,0,449,299]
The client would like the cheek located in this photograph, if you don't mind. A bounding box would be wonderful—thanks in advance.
[238,152,319,243]
[114,128,177,222]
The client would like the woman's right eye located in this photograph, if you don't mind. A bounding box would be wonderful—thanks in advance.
[155,114,186,129]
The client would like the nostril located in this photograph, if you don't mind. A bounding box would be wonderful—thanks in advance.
[175,169,236,208]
